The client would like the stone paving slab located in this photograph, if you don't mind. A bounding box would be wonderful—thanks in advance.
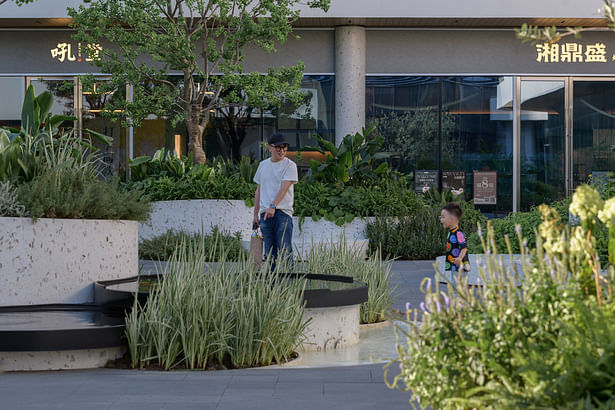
[0,364,413,410]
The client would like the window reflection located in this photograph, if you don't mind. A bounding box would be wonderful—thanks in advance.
[366,76,513,214]
[0,77,24,128]
[573,81,615,189]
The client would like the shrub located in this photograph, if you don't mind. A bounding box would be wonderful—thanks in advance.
[0,181,28,217]
[125,237,307,370]
[139,228,246,261]
[366,206,445,260]
[467,198,572,254]
[295,179,424,225]
[128,173,256,204]
[386,185,615,409]
[17,168,150,220]
[297,238,395,324]
[298,124,394,187]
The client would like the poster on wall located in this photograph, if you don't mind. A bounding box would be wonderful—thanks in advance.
[473,171,497,205]
[414,170,439,193]
[442,171,466,196]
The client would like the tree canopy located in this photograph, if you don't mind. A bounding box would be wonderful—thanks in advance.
[68,0,329,163]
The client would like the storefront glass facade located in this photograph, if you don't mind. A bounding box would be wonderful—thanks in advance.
[367,76,513,213]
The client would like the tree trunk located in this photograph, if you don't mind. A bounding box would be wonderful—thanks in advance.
[187,103,206,164]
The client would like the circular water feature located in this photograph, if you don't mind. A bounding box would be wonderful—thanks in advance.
[0,304,126,351]
[95,273,368,309]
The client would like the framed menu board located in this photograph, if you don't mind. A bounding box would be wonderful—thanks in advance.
[414,170,439,193]
[442,171,466,195]
[473,171,497,205]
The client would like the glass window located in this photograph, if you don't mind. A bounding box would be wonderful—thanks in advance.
[82,81,128,176]
[366,76,439,174]
[443,77,513,214]
[573,81,615,189]
[29,78,75,119]
[520,80,566,210]
[366,76,513,214]
[0,77,24,128]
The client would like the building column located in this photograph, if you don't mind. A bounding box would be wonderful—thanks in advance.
[335,26,365,146]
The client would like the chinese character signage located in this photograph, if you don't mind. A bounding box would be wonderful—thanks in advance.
[414,170,439,194]
[442,171,466,196]
[50,42,102,63]
[473,171,497,205]
[535,42,610,63]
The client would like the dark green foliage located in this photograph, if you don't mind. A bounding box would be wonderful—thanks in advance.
[366,200,485,260]
[366,206,447,260]
[139,228,246,261]
[130,174,256,205]
[294,179,424,226]
[126,154,258,205]
[467,198,572,254]
[298,125,394,187]
[17,169,150,221]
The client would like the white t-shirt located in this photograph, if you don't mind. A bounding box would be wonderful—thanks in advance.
[253,157,298,217]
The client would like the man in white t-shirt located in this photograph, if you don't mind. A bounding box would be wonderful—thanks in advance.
[253,133,299,270]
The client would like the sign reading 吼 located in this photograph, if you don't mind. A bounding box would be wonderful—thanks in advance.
[414,170,439,194]
[473,171,497,205]
[535,42,611,63]
[50,42,103,63]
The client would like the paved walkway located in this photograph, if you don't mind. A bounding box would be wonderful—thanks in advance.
[1,261,434,410]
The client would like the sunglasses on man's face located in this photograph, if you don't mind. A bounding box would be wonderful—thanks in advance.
[273,144,289,151]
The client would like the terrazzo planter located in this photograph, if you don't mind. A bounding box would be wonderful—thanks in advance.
[138,200,253,242]
[292,217,371,258]
[0,217,138,306]
[141,200,371,257]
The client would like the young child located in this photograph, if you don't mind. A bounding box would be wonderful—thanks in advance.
[440,202,470,274]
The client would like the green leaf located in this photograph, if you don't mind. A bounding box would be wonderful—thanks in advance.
[21,85,36,136]
[83,128,113,147]
[35,91,54,124]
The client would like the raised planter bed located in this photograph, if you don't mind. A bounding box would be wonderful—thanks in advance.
[139,200,370,257]
[138,200,253,242]
[96,272,368,352]
[0,217,138,307]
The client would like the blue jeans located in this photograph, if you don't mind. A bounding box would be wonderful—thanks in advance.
[260,210,293,271]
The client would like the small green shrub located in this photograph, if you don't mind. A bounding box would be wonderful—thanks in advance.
[366,206,447,260]
[295,179,423,225]
[139,228,245,261]
[125,237,307,370]
[128,173,256,205]
[298,125,394,187]
[467,198,572,254]
[297,238,395,324]
[0,181,28,217]
[17,168,150,220]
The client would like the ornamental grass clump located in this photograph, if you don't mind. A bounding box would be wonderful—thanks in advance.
[125,236,308,370]
[298,237,395,324]
[387,184,615,409]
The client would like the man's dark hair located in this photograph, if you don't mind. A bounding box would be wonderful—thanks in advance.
[443,202,463,220]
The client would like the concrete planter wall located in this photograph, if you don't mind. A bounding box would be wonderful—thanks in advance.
[292,217,371,257]
[140,200,371,257]
[0,217,138,306]
[138,200,254,242]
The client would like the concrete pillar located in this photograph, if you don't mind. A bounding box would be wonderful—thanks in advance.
[335,26,366,146]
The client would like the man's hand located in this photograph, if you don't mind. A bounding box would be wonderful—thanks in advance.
[453,256,463,267]
[264,207,275,220]
[252,216,260,229]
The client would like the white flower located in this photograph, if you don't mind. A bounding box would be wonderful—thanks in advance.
[599,197,615,229]
[570,185,603,224]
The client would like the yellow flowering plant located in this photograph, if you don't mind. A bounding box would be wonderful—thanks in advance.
[387,184,615,409]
